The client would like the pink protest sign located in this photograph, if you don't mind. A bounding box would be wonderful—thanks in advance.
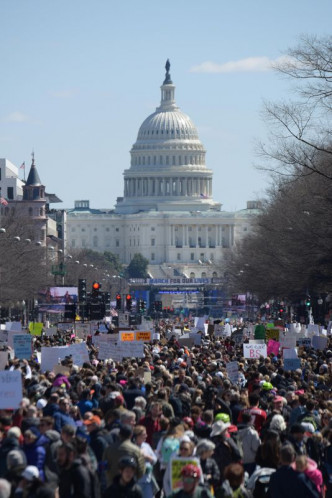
[267,339,280,356]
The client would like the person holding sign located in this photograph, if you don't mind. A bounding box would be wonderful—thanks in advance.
[167,464,213,498]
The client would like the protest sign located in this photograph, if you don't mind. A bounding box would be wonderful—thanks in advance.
[279,335,296,349]
[249,340,265,344]
[0,370,23,409]
[194,317,205,330]
[0,351,8,370]
[29,322,43,336]
[7,330,27,349]
[284,359,301,371]
[143,371,152,384]
[283,348,298,359]
[254,324,265,340]
[135,331,152,342]
[243,343,267,359]
[265,328,280,341]
[307,324,320,336]
[312,336,328,350]
[226,361,239,384]
[0,330,8,343]
[267,339,280,356]
[57,323,72,332]
[191,333,202,346]
[178,336,194,349]
[5,322,22,332]
[44,327,58,337]
[69,342,89,366]
[119,331,135,342]
[13,335,33,360]
[170,457,200,492]
[297,338,311,347]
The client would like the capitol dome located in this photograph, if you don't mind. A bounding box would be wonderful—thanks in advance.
[115,61,220,214]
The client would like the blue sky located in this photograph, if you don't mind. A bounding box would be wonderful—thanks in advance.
[0,0,331,211]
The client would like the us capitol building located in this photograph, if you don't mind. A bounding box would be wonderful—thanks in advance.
[66,61,260,279]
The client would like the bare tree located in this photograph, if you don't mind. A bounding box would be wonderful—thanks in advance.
[225,163,332,301]
[0,213,47,305]
[257,35,332,182]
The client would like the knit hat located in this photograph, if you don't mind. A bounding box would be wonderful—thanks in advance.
[7,450,27,470]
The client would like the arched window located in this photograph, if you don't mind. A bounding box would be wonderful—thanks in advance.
[201,272,207,278]
[190,272,195,278]
[212,271,218,278]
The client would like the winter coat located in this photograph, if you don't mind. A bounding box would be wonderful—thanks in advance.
[58,458,92,498]
[0,436,20,477]
[23,436,47,481]
[103,474,143,498]
[268,465,320,498]
[213,436,242,478]
[237,425,261,464]
[103,438,145,486]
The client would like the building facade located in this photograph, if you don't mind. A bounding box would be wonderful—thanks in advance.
[66,62,260,278]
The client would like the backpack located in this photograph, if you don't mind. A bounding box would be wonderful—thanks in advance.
[253,474,271,498]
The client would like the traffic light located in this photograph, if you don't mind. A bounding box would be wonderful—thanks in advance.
[126,294,132,311]
[92,281,101,299]
[305,298,311,307]
[64,304,76,320]
[137,299,146,313]
[154,300,162,312]
[116,294,122,310]
[78,279,87,302]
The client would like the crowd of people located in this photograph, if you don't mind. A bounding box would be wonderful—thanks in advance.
[0,317,331,498]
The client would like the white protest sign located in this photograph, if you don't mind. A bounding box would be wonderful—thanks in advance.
[44,327,58,337]
[68,342,89,366]
[13,335,33,360]
[5,322,22,332]
[279,335,296,349]
[243,343,267,359]
[307,324,320,336]
[283,348,298,359]
[41,346,69,372]
[224,323,232,337]
[194,317,205,330]
[0,351,8,370]
[312,336,328,350]
[226,361,239,384]
[98,341,144,361]
[0,370,23,409]
[56,323,72,331]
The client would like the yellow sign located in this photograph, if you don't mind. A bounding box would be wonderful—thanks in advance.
[266,328,280,341]
[135,331,152,342]
[171,457,200,491]
[29,322,43,336]
[119,332,135,342]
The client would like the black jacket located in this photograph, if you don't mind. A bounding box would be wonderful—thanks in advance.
[103,475,142,498]
[58,458,92,498]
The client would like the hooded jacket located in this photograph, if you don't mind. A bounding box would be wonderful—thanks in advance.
[237,425,261,464]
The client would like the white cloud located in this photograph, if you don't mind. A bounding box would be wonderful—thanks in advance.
[190,55,291,73]
[5,111,29,122]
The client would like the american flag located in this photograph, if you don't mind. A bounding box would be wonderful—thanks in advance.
[20,162,25,169]
[0,197,8,206]
[110,308,118,317]
[200,193,208,199]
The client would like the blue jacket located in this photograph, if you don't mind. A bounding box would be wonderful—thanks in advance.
[53,411,76,433]
[268,465,320,498]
